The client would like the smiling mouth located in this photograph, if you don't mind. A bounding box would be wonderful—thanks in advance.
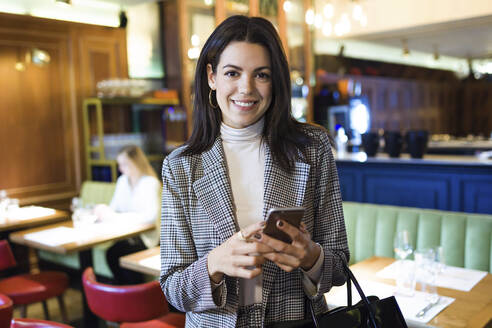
[232,100,258,107]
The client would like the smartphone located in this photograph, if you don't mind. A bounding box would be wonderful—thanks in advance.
[263,207,305,243]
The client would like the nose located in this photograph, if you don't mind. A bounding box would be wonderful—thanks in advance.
[238,75,254,95]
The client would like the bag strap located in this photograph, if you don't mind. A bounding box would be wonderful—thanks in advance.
[343,263,379,328]
[347,273,352,307]
[309,262,379,328]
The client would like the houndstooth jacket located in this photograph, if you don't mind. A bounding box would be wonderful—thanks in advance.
[159,125,349,328]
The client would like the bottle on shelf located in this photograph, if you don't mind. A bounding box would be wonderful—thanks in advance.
[335,126,348,156]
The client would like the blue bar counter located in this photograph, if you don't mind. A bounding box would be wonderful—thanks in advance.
[335,152,492,214]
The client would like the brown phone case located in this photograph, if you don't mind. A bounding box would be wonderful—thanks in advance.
[262,207,305,243]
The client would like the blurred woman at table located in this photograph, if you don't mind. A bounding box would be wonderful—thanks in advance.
[94,145,161,284]
[160,15,349,327]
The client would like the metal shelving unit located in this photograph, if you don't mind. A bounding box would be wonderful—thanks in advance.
[82,97,180,181]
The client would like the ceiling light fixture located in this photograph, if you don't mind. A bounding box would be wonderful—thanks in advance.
[316,1,366,37]
[283,0,292,12]
[305,8,315,25]
[323,3,334,19]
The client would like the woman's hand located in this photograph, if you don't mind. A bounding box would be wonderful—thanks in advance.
[207,221,275,283]
[255,221,321,272]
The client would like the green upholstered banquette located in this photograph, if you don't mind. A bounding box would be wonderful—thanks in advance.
[343,202,492,273]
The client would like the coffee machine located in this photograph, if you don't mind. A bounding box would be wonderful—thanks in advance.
[314,92,371,150]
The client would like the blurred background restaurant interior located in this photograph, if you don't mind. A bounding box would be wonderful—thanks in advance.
[0,0,491,327]
[0,0,491,211]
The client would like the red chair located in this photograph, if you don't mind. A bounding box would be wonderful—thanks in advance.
[0,293,13,328]
[10,318,74,328]
[0,240,68,322]
[82,267,185,327]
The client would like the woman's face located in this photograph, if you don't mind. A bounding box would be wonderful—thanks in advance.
[207,41,272,129]
[116,153,139,178]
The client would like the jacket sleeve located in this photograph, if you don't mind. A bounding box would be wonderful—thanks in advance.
[309,132,350,301]
[159,157,226,312]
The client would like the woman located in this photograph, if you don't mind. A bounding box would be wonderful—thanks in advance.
[160,15,349,327]
[94,145,161,284]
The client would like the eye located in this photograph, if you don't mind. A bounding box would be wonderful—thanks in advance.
[225,71,239,78]
[256,72,271,80]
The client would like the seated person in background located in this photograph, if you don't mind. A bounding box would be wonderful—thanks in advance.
[94,145,161,284]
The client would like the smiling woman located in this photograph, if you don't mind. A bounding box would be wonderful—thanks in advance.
[207,41,272,129]
[159,15,349,328]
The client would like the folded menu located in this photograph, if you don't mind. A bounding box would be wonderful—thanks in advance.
[377,260,487,292]
[7,206,56,221]
[324,280,454,324]
[138,254,160,271]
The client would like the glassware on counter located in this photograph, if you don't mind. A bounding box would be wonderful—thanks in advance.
[96,79,151,98]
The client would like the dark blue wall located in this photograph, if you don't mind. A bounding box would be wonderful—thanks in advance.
[336,161,492,214]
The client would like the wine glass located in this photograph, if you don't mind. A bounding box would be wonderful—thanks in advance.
[394,230,413,260]
[394,230,416,296]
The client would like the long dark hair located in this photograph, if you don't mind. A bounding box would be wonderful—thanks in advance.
[182,15,312,172]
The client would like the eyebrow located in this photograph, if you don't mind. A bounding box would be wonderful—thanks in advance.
[222,64,271,71]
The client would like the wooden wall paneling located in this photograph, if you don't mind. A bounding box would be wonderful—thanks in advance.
[303,0,313,122]
[178,1,193,135]
[276,0,288,61]
[0,13,129,207]
[215,0,226,25]
[161,1,182,91]
[249,0,259,16]
[476,83,492,136]
[314,71,465,135]
[76,31,128,98]
[0,24,77,204]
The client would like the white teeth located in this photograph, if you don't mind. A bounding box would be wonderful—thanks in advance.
[234,100,255,106]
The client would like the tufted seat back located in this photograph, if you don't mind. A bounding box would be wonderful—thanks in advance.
[79,181,116,206]
[343,202,492,272]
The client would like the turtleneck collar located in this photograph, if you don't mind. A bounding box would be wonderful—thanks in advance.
[221,117,264,143]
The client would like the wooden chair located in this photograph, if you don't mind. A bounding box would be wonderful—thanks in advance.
[0,240,68,322]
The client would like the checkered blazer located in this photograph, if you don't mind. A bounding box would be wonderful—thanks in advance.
[160,125,349,327]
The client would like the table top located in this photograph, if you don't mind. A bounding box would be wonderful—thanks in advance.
[118,252,492,327]
[9,221,155,254]
[120,246,160,276]
[0,209,70,232]
[342,257,492,328]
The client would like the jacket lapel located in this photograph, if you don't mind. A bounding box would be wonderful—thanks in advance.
[261,144,311,314]
[193,137,238,243]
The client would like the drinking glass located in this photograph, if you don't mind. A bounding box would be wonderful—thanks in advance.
[434,246,446,274]
[394,230,413,260]
[394,258,417,296]
[7,198,20,213]
[415,248,439,303]
[394,230,416,296]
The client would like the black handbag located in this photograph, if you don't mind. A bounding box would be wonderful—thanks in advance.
[267,263,408,328]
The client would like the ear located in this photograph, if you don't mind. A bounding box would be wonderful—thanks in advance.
[207,63,216,90]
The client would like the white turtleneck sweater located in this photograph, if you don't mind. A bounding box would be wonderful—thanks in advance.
[221,118,265,305]
[219,117,324,306]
